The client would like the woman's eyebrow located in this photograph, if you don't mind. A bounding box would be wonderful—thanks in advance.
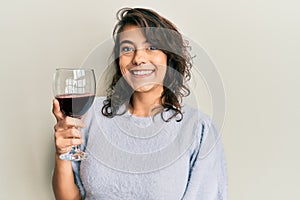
[119,39,149,46]
[119,40,134,46]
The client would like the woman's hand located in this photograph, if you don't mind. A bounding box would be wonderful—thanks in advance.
[52,99,83,199]
[52,99,86,155]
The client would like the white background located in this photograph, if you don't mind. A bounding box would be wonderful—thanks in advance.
[0,0,299,199]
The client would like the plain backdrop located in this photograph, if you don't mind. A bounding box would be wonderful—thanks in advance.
[1,0,299,199]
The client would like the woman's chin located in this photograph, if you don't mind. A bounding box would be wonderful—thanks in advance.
[133,83,162,93]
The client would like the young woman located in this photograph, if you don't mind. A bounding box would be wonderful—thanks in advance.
[52,7,227,200]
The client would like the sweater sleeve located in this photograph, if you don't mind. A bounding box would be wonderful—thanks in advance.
[182,117,228,200]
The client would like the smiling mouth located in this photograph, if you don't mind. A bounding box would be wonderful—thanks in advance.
[129,69,155,77]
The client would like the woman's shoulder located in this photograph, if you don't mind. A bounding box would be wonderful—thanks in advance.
[181,104,221,156]
[181,104,212,125]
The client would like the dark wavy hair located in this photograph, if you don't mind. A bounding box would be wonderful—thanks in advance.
[101,7,192,122]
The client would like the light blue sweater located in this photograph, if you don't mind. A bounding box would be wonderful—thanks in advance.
[72,97,228,199]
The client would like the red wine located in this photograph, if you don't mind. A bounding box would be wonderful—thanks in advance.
[56,93,95,118]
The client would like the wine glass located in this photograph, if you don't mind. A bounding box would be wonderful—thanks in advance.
[53,68,96,161]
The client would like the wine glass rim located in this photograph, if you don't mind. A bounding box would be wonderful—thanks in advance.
[56,68,94,71]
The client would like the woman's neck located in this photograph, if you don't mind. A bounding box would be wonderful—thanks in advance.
[130,87,163,117]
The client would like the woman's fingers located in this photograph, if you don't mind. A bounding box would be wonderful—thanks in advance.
[52,99,64,121]
[54,116,86,131]
[55,137,83,149]
[55,128,81,139]
[52,98,86,154]
[54,129,83,154]
[55,138,82,155]
[67,117,86,128]
[56,146,73,155]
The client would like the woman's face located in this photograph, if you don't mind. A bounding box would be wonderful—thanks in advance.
[118,25,167,93]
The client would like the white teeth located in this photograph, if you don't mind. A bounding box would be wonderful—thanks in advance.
[131,70,154,76]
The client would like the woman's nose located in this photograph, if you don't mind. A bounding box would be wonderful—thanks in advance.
[132,48,147,66]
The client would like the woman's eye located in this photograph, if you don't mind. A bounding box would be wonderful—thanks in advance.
[121,46,134,53]
[147,45,158,50]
